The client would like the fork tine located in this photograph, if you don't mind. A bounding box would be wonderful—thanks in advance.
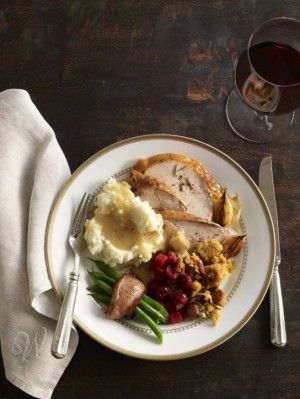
[87,194,96,219]
[76,194,92,236]
[71,193,87,235]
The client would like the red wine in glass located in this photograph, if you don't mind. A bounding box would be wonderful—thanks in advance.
[250,41,300,86]
[226,17,300,143]
[236,42,300,114]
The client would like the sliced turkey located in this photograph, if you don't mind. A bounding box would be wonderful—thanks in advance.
[130,169,187,212]
[160,210,237,248]
[133,153,222,221]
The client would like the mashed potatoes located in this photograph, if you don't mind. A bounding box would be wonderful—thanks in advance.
[84,178,164,267]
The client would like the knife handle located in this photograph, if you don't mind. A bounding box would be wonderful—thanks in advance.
[269,262,287,347]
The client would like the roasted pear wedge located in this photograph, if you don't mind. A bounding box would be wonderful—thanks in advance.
[213,190,241,227]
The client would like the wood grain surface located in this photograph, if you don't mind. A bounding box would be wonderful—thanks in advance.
[0,1,299,398]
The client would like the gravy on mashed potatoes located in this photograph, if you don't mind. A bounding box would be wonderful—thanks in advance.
[84,178,164,267]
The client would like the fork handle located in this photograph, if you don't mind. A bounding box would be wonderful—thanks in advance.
[269,264,287,347]
[51,272,79,358]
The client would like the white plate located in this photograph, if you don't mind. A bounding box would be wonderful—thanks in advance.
[45,134,275,360]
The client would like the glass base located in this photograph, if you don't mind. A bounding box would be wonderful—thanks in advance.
[226,89,295,143]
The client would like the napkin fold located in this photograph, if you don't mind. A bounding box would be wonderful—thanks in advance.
[0,89,78,399]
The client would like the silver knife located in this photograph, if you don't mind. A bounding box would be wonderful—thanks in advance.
[259,156,287,347]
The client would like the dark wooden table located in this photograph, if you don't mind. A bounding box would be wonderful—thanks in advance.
[0,1,299,398]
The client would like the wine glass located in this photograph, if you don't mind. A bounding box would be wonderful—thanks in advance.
[226,17,300,143]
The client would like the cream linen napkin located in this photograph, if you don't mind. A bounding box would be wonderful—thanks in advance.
[0,89,79,398]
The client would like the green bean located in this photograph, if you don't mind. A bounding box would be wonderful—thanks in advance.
[89,290,163,343]
[87,269,164,343]
[89,258,169,323]
[139,300,166,323]
[88,270,104,281]
[89,276,165,320]
[88,270,105,280]
[143,295,169,319]
[88,271,116,286]
[88,259,169,321]
[89,292,111,304]
[94,280,113,296]
[135,307,163,344]
[87,284,104,294]
[90,259,120,281]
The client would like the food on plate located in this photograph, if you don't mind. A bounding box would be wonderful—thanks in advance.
[146,242,235,325]
[84,178,164,267]
[85,152,246,343]
[213,189,241,227]
[87,261,168,343]
[132,153,222,221]
[195,238,223,263]
[160,210,237,247]
[222,235,246,258]
[106,274,146,319]
[131,169,187,212]
[169,230,190,252]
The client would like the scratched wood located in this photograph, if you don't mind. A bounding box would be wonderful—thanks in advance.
[0,1,299,398]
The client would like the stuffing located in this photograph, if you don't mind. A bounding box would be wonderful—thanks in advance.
[191,281,202,297]
[205,262,230,286]
[209,308,222,325]
[196,239,223,263]
[174,254,185,273]
[169,230,190,252]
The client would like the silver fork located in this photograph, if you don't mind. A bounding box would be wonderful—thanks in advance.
[51,193,93,359]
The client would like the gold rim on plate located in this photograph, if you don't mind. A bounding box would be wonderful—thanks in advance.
[45,134,275,360]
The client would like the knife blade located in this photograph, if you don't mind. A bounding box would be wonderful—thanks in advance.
[259,156,281,262]
[259,156,286,347]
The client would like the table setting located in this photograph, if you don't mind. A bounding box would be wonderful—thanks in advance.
[0,2,299,399]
